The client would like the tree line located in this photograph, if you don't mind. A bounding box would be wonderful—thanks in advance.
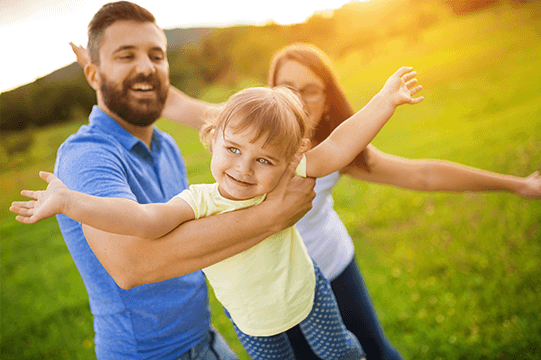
[0,0,518,135]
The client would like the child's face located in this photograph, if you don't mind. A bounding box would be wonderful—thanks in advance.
[210,123,290,201]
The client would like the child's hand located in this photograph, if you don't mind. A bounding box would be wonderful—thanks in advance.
[380,67,424,107]
[517,171,541,198]
[69,42,90,68]
[10,171,68,224]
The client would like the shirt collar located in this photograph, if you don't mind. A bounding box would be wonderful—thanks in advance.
[89,105,163,153]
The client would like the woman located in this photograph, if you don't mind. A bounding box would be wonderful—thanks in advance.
[267,43,540,360]
[70,42,541,360]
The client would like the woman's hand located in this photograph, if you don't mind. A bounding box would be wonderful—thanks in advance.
[517,171,541,198]
[10,171,68,224]
[69,42,90,68]
[380,67,424,107]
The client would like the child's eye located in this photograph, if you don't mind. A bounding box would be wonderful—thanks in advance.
[257,158,271,165]
[228,147,240,154]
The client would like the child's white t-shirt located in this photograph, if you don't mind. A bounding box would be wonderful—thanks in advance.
[176,156,315,336]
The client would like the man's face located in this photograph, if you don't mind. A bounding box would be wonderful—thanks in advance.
[96,20,169,126]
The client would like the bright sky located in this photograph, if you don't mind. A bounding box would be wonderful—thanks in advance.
[0,0,357,93]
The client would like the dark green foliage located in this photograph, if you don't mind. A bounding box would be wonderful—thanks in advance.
[3,4,541,359]
[0,0,458,133]
[442,0,499,15]
[2,0,525,134]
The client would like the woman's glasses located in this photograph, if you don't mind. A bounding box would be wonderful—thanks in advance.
[283,84,325,104]
[298,84,325,103]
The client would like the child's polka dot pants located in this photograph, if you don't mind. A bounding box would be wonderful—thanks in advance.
[226,264,366,360]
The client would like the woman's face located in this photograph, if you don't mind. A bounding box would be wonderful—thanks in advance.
[274,59,326,132]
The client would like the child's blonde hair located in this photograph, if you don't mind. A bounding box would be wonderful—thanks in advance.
[201,86,311,161]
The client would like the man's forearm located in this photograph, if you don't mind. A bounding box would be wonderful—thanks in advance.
[83,200,283,289]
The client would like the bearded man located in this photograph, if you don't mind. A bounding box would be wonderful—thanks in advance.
[53,2,315,359]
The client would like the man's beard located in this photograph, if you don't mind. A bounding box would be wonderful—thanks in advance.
[100,72,168,127]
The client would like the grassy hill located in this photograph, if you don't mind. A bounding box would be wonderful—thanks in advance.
[2,2,541,359]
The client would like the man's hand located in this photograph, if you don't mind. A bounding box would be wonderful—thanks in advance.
[380,67,424,107]
[10,171,67,224]
[264,153,316,231]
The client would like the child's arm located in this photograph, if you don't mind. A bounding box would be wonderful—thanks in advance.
[10,171,195,239]
[305,67,424,178]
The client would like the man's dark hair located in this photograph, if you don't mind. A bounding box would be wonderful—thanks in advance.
[87,1,156,64]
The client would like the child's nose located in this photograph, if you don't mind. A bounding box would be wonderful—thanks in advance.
[237,159,253,175]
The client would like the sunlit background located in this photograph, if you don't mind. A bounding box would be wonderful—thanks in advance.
[0,0,364,92]
[2,1,540,359]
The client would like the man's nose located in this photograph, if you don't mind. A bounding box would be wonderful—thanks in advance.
[135,55,156,75]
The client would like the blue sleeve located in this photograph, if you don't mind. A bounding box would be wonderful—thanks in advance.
[54,133,136,201]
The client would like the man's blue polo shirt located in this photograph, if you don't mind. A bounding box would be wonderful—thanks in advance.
[54,106,210,359]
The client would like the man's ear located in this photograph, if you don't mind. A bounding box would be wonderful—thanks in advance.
[84,63,101,91]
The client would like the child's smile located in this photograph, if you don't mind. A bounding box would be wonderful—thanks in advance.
[210,124,289,201]
[225,173,255,187]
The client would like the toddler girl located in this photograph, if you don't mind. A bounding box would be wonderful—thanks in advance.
[11,67,422,359]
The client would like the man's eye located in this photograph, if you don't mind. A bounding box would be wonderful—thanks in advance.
[120,55,134,60]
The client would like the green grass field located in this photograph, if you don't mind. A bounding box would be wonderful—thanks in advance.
[2,5,540,359]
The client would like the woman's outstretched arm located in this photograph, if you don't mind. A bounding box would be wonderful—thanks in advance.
[342,145,541,198]
[161,86,221,130]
